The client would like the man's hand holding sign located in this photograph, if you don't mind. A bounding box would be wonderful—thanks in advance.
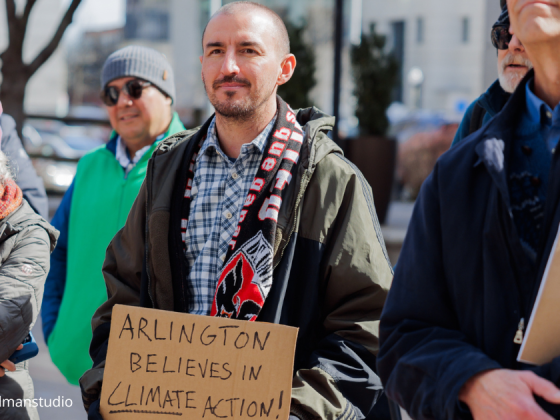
[100,305,298,419]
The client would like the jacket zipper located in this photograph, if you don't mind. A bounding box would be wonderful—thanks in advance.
[492,167,528,347]
[503,205,527,347]
[513,318,525,344]
[512,150,560,347]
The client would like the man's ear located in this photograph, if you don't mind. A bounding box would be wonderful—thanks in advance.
[277,54,296,86]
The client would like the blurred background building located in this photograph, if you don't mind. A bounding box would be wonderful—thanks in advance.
[0,0,504,122]
[63,0,503,129]
[365,0,502,116]
[0,0,509,253]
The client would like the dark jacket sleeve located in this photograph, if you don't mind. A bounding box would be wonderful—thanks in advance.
[0,114,48,218]
[41,181,73,344]
[290,154,393,420]
[377,165,501,420]
[79,181,146,414]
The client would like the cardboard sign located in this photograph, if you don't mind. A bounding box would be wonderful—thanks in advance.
[519,223,560,365]
[100,305,298,419]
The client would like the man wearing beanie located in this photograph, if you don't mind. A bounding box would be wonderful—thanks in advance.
[451,1,532,145]
[41,45,185,385]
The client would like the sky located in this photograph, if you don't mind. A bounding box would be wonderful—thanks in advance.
[63,0,126,42]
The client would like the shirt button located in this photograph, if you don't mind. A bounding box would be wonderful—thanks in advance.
[220,255,225,262]
[225,211,233,219]
[547,111,553,119]
[521,145,532,156]
[232,172,239,180]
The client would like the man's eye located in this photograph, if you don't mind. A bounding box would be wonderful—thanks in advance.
[209,49,223,55]
[242,49,256,54]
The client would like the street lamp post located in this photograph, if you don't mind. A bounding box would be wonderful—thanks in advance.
[333,0,344,145]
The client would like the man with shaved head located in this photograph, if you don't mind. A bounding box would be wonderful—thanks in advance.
[81,2,392,419]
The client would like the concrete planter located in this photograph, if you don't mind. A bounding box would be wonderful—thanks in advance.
[343,135,397,224]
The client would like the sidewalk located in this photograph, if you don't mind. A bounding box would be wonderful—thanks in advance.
[30,312,86,419]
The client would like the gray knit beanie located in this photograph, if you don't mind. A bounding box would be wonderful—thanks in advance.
[101,45,176,104]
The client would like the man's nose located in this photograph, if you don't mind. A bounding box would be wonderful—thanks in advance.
[509,34,525,53]
[117,89,133,107]
[221,49,240,75]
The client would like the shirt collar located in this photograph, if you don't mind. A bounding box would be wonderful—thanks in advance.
[115,133,164,169]
[199,115,277,162]
[525,77,555,126]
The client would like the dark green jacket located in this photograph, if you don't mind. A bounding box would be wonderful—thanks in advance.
[80,108,393,420]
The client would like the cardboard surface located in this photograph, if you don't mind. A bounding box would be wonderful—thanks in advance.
[519,224,560,365]
[100,305,298,419]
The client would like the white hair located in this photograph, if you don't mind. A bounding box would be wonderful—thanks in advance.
[0,151,14,185]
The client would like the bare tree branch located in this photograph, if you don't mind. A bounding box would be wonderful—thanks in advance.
[27,0,83,76]
[21,0,38,31]
[5,0,16,21]
[5,0,18,43]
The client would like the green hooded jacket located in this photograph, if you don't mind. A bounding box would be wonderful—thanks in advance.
[48,113,185,385]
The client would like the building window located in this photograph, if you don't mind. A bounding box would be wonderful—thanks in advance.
[417,17,424,44]
[125,9,170,41]
[462,17,470,43]
[391,21,406,102]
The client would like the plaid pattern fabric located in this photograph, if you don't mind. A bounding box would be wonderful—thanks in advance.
[184,115,276,315]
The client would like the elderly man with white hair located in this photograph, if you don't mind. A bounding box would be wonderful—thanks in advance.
[378,0,560,417]
[451,2,533,146]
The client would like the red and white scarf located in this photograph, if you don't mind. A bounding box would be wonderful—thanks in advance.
[181,96,303,321]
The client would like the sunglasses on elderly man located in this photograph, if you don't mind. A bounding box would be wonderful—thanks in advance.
[491,25,512,50]
[101,79,153,107]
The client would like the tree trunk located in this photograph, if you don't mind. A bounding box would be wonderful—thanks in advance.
[0,49,29,139]
[0,0,83,139]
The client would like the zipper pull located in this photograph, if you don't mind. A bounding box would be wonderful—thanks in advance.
[514,318,525,344]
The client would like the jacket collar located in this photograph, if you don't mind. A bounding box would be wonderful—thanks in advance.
[478,79,511,118]
[295,106,338,170]
[474,69,534,203]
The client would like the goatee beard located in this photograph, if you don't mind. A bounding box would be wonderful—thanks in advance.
[203,75,276,123]
[205,75,255,121]
[213,98,257,122]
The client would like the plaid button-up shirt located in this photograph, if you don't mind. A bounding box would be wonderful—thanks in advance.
[184,116,276,315]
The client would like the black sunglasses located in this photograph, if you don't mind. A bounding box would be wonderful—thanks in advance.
[491,25,511,50]
[101,79,152,106]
